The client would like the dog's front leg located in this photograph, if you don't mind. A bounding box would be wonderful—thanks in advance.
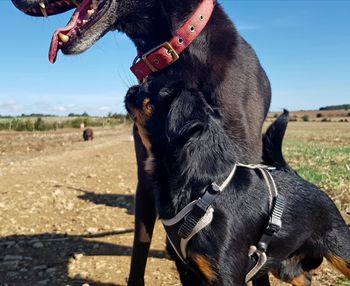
[252,274,271,286]
[128,126,157,286]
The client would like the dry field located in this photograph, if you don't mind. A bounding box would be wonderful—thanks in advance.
[268,109,350,122]
[0,122,349,285]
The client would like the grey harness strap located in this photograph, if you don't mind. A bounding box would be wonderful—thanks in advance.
[161,163,285,281]
[162,200,214,263]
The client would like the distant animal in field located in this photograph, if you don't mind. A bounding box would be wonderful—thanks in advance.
[83,128,94,141]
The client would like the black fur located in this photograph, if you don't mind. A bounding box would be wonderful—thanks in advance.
[126,86,350,286]
[263,110,289,169]
[120,4,272,284]
[12,1,272,284]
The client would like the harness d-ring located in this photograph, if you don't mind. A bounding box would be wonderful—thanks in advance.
[246,246,268,282]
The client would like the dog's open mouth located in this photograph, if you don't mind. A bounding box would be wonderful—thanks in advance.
[49,0,112,63]
[12,0,117,63]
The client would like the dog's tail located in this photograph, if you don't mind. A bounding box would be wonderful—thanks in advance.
[262,110,289,168]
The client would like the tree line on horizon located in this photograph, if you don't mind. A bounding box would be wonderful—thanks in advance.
[0,112,128,119]
[1,103,349,119]
[319,104,350,111]
[0,115,131,132]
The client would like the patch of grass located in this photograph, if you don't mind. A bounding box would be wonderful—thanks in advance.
[302,115,310,122]
[338,278,350,285]
[283,140,350,209]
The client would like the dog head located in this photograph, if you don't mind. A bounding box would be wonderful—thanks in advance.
[125,81,175,154]
[125,82,237,182]
[11,0,205,62]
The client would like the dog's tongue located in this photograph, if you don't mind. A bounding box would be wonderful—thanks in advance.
[49,15,78,64]
[49,0,91,63]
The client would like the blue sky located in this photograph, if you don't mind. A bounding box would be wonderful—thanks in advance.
[1,0,350,116]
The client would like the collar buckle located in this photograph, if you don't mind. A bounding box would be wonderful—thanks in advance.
[142,41,179,72]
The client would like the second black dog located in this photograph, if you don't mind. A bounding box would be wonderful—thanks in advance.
[125,85,350,286]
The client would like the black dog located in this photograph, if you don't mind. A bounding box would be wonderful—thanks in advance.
[12,1,271,284]
[83,128,94,141]
[125,84,350,286]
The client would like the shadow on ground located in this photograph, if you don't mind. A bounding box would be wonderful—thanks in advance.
[0,231,167,286]
[55,184,135,215]
[78,191,135,215]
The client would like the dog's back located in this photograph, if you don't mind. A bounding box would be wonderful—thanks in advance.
[262,112,350,283]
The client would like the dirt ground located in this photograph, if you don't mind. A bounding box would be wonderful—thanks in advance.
[0,126,348,286]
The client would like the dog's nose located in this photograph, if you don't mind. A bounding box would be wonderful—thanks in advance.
[125,85,142,113]
[125,85,140,102]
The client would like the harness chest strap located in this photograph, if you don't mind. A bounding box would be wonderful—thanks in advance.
[162,200,214,264]
[162,186,218,263]
[161,163,285,281]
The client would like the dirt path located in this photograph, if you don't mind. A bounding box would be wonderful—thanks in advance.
[0,127,178,286]
[0,127,346,285]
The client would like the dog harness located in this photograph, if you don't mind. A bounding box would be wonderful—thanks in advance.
[130,0,215,82]
[161,163,285,282]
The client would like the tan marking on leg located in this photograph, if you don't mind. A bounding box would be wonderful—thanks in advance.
[126,97,155,153]
[192,254,217,282]
[139,222,152,243]
[128,101,156,173]
[270,269,280,279]
[327,255,350,279]
[290,273,311,286]
[129,106,152,151]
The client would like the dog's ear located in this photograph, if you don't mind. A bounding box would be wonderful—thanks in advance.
[166,90,210,144]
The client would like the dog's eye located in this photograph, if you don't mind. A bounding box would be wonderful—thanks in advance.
[143,98,154,114]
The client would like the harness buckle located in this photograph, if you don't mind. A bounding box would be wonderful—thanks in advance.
[191,199,208,218]
[209,182,221,193]
[178,187,218,239]
[246,246,268,282]
[266,195,285,232]
[257,195,285,252]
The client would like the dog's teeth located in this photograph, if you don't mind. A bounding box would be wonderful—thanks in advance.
[58,33,70,43]
[82,20,89,24]
[39,2,48,17]
[87,9,95,17]
[40,7,48,17]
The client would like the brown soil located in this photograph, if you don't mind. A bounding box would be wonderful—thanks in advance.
[0,127,348,285]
